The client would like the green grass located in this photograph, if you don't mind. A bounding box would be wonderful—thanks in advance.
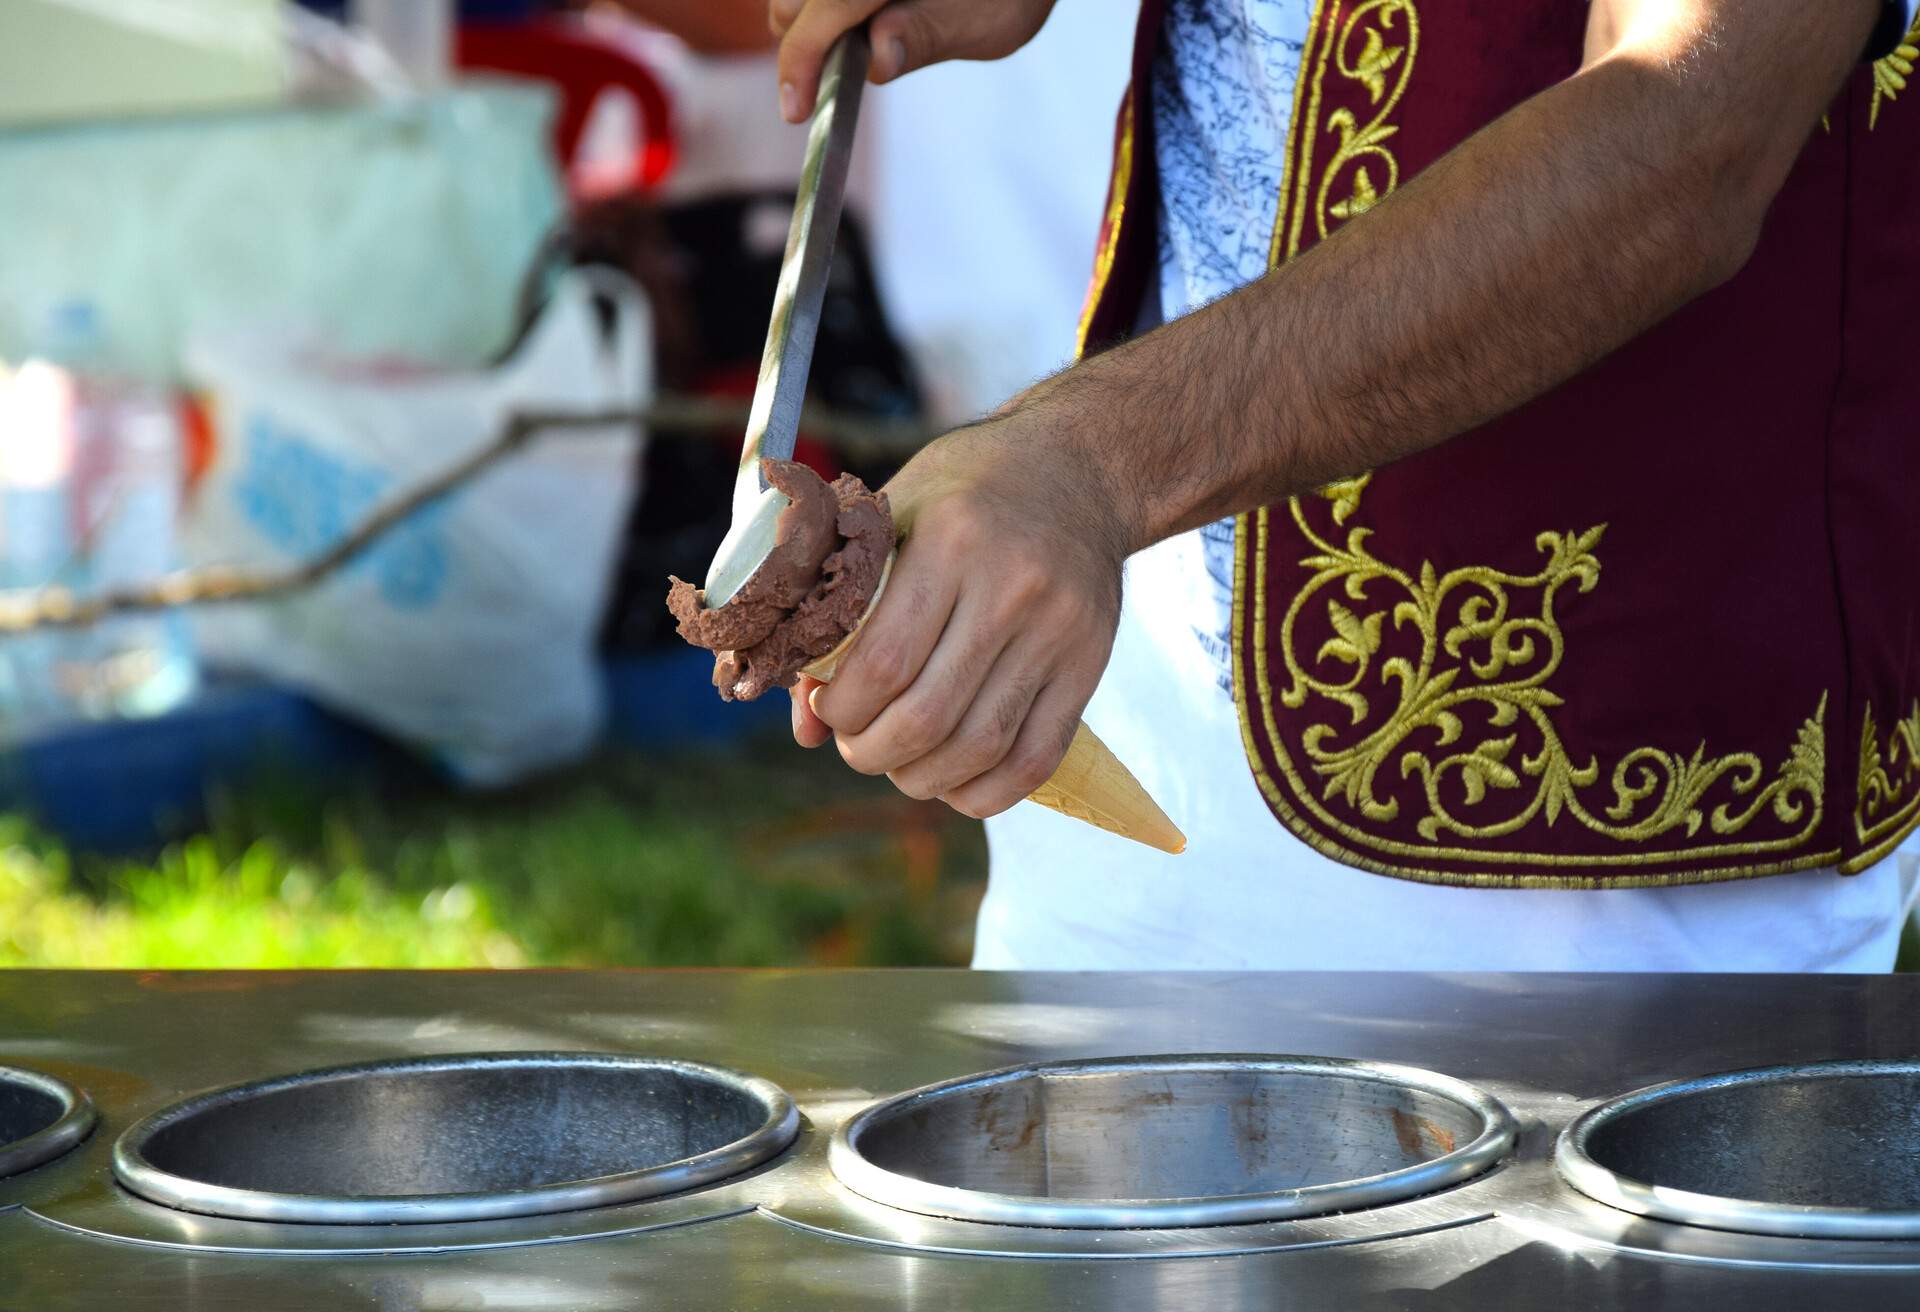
[0,737,987,969]
[15,740,1903,972]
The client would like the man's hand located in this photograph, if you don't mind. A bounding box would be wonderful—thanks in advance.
[770,0,1059,122]
[790,412,1128,817]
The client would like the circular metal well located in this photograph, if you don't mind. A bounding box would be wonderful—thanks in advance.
[829,1054,1515,1229]
[0,1065,97,1180]
[113,1052,799,1224]
[1558,1059,1920,1239]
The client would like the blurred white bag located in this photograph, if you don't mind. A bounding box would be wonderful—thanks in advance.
[0,83,561,384]
[181,270,649,784]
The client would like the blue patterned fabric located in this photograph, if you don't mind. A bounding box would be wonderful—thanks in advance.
[1152,1,1311,691]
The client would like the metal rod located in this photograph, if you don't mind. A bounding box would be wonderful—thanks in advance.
[734,28,871,515]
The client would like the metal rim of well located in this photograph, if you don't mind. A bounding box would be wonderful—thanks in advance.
[828,1053,1518,1230]
[0,1064,99,1182]
[1556,1058,1920,1240]
[111,1051,801,1225]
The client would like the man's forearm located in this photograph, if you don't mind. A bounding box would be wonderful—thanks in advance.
[1021,2,1877,551]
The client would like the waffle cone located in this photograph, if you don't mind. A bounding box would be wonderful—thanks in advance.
[800,552,1185,854]
[1025,721,1186,854]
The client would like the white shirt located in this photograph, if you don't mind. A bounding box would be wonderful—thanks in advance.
[867,0,1133,424]
[974,0,1920,971]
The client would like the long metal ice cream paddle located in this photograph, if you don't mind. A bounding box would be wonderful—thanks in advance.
[703,28,870,608]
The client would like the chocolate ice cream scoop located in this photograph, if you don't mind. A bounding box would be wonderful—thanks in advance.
[667,460,893,701]
[667,459,840,653]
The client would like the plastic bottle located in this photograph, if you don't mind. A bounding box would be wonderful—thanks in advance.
[0,300,199,738]
[0,358,82,734]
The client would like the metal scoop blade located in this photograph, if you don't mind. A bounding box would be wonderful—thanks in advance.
[703,29,869,607]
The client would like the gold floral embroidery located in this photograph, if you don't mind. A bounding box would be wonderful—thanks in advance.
[1871,16,1917,130]
[1316,2,1419,238]
[1271,0,1419,264]
[1265,486,1827,857]
[1329,166,1382,221]
[1318,473,1372,526]
[1237,0,1839,885]
[1850,701,1920,870]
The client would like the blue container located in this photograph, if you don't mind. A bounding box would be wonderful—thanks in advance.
[0,650,786,851]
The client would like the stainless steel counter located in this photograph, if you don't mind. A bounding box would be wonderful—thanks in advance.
[3,970,1919,1310]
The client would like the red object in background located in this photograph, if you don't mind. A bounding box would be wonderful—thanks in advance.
[456,20,676,199]
[178,392,216,495]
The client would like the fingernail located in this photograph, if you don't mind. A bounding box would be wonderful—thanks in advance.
[809,685,825,716]
[875,35,907,81]
[779,80,802,122]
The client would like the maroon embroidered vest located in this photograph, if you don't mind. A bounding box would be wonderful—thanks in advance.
[1081,2,1920,887]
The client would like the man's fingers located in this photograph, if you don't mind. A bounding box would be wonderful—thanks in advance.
[884,641,1042,800]
[768,0,805,38]
[834,589,1013,778]
[775,0,887,121]
[790,675,832,748]
[940,678,1087,819]
[811,548,956,737]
